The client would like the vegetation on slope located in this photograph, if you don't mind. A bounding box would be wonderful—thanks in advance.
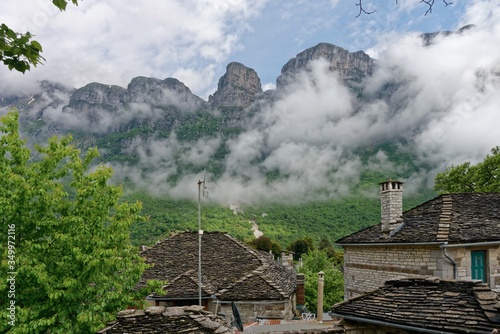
[124,190,436,249]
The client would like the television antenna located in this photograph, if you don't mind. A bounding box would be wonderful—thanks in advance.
[197,172,208,306]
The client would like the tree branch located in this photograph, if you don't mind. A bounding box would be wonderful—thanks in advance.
[355,0,375,18]
[355,0,453,17]
[420,0,453,15]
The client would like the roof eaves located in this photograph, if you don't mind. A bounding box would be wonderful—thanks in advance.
[337,241,446,247]
[330,312,458,334]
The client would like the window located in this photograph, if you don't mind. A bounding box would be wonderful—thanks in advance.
[471,250,487,282]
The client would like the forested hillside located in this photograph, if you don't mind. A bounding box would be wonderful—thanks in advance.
[124,190,437,248]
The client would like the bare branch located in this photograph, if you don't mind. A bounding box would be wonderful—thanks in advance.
[355,0,453,17]
[355,0,376,18]
[420,0,435,15]
[420,0,453,15]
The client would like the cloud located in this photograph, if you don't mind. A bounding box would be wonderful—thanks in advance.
[4,0,500,205]
[0,0,267,99]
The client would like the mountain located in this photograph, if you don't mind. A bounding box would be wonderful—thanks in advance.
[276,43,374,89]
[0,40,433,188]
[1,40,457,246]
[208,62,263,108]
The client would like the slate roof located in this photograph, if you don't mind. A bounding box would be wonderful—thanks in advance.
[137,232,296,301]
[337,193,500,245]
[331,278,500,334]
[97,305,236,334]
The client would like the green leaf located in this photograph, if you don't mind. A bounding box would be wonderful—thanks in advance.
[0,110,159,333]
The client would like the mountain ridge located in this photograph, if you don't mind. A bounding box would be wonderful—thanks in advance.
[6,33,490,245]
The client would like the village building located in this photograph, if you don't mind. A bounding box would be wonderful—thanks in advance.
[136,231,298,323]
[331,277,500,333]
[336,180,500,299]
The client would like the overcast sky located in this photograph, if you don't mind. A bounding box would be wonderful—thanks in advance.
[2,0,500,204]
[1,0,472,98]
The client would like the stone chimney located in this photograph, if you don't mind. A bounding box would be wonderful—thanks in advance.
[281,251,295,270]
[380,179,404,235]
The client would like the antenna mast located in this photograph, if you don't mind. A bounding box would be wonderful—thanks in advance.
[197,173,207,307]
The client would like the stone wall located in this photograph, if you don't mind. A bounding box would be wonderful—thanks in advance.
[214,297,295,323]
[343,245,445,298]
[446,245,500,289]
[344,244,500,298]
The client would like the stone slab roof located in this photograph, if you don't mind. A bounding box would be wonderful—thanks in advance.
[97,305,236,334]
[337,193,500,245]
[331,278,500,334]
[137,232,296,301]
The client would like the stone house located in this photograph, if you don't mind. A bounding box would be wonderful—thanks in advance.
[136,231,298,323]
[337,180,500,299]
[331,277,500,333]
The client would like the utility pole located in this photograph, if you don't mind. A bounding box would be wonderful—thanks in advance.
[197,176,207,307]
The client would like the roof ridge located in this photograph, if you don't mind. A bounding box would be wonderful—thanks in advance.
[166,269,215,295]
[216,272,255,297]
[436,194,452,242]
[253,261,290,298]
[223,233,266,268]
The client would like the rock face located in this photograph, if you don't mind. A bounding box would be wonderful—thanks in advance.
[59,77,205,132]
[128,77,204,110]
[97,306,236,334]
[420,24,475,46]
[276,43,375,89]
[209,62,263,108]
[68,82,129,111]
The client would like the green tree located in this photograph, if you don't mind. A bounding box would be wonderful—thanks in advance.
[248,235,282,256]
[299,250,343,314]
[287,237,314,260]
[435,146,500,194]
[317,237,344,266]
[0,1,78,73]
[0,111,162,333]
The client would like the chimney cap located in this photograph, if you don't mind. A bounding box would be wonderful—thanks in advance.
[379,178,404,185]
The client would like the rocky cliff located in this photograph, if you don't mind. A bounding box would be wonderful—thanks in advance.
[276,43,375,89]
[208,62,263,108]
[127,77,204,110]
[0,41,385,137]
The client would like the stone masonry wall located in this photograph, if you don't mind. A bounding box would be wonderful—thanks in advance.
[380,182,403,233]
[446,245,500,289]
[214,297,295,323]
[343,245,445,298]
[344,245,500,299]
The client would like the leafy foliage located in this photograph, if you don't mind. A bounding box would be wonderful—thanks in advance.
[123,190,435,251]
[242,192,434,250]
[298,250,344,313]
[435,146,500,193]
[247,235,282,256]
[0,1,78,73]
[0,111,162,333]
[287,237,315,260]
[317,237,343,266]
[0,25,43,73]
[123,192,254,246]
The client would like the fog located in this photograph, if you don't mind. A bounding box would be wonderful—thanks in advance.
[3,2,499,205]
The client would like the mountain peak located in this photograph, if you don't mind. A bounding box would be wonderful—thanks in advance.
[209,62,263,108]
[276,42,375,89]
